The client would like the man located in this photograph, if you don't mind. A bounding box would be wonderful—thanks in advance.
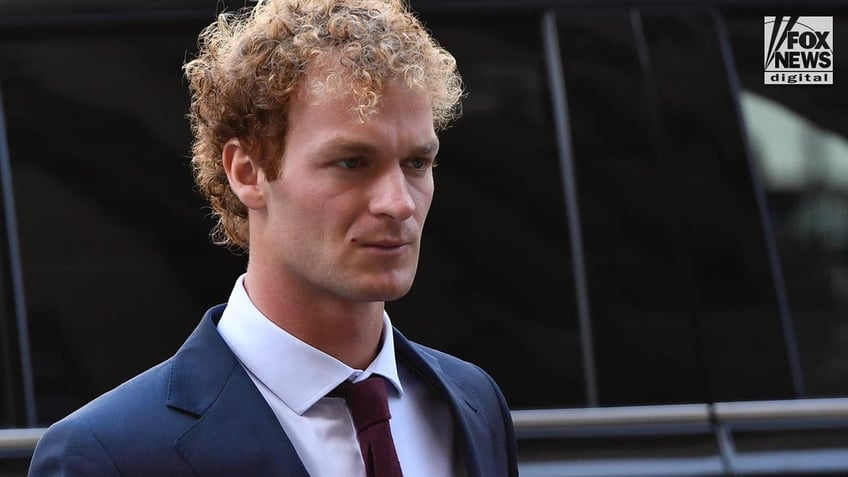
[29,0,517,475]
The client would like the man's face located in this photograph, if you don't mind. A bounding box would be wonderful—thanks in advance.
[253,77,438,304]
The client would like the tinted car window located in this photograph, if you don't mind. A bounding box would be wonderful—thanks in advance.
[0,87,31,428]
[725,9,848,398]
[559,7,795,406]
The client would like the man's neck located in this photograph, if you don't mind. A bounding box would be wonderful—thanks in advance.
[241,266,385,370]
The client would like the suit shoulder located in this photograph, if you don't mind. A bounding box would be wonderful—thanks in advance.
[404,340,509,405]
[406,340,467,367]
[407,341,492,380]
[30,359,176,476]
[65,358,174,426]
[31,358,195,475]
[30,411,121,476]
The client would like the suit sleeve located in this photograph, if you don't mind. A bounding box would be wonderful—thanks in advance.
[28,419,121,477]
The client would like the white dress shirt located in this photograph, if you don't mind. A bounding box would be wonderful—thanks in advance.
[217,274,465,477]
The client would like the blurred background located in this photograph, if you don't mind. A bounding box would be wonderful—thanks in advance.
[1,1,847,475]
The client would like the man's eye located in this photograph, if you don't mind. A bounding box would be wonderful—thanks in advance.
[337,158,362,169]
[407,158,431,170]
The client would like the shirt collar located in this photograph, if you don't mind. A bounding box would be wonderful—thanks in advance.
[216,274,402,415]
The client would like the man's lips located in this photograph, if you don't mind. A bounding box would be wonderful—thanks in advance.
[362,239,411,248]
[354,237,414,256]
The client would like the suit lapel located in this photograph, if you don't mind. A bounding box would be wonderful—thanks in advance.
[169,305,309,477]
[393,330,493,477]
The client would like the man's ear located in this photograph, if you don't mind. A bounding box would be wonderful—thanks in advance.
[222,138,266,210]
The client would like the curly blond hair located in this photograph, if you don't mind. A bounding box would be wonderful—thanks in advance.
[184,0,463,251]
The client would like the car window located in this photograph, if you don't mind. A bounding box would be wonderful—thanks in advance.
[558,6,796,405]
[725,9,848,398]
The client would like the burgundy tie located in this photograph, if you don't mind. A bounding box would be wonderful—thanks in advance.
[334,376,404,477]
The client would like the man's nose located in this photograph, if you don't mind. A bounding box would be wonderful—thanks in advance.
[369,167,415,221]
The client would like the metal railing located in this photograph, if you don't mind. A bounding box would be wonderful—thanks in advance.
[510,397,848,477]
[512,402,710,430]
[5,397,848,475]
[511,397,848,432]
[0,427,43,455]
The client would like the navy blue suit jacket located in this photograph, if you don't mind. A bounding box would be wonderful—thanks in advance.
[29,305,518,476]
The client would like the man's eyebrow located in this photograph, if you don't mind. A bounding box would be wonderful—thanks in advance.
[410,139,440,156]
[319,138,440,156]
[321,140,378,155]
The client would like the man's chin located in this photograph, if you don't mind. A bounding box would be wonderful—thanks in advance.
[348,277,415,303]
[380,288,413,303]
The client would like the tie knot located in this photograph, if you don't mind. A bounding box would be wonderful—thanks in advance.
[333,376,391,434]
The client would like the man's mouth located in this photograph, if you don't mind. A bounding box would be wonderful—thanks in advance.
[365,239,409,248]
[356,238,413,256]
